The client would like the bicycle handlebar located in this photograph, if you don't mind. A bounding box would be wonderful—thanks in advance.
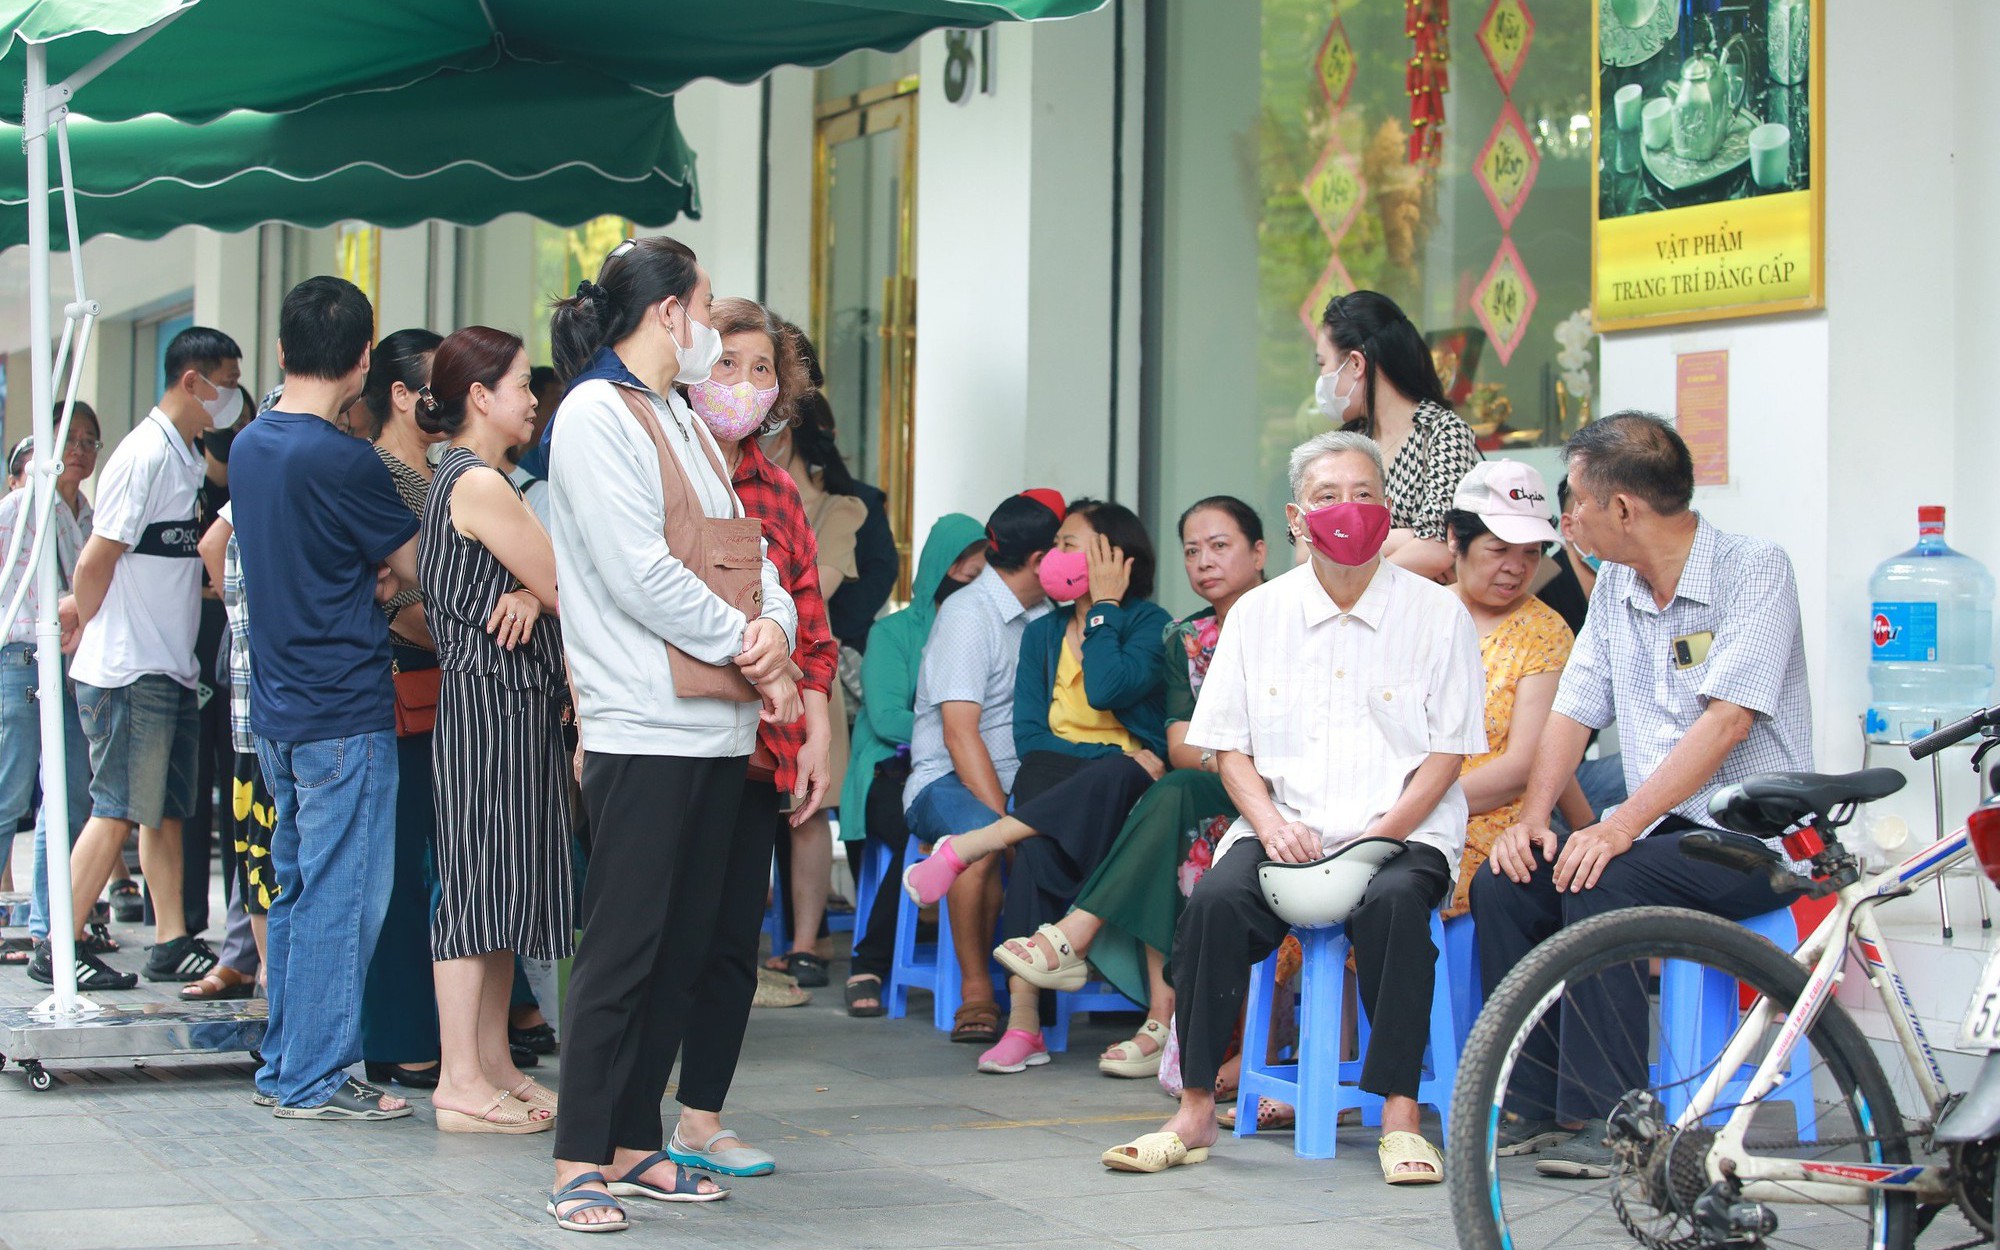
[1909,705,2000,760]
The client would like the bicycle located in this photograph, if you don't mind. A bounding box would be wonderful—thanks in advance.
[1447,704,2000,1250]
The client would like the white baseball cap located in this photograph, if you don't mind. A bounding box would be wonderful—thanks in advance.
[1451,460,1562,546]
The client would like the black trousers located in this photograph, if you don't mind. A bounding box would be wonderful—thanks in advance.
[1466,822,1790,1122]
[1003,752,1154,939]
[1171,838,1450,1099]
[554,752,748,1164]
[849,757,913,981]
[674,780,782,1113]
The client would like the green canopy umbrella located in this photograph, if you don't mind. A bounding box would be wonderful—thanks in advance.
[0,0,1098,123]
[5,0,1104,1014]
[0,60,703,248]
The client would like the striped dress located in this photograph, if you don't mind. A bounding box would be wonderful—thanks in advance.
[420,446,575,962]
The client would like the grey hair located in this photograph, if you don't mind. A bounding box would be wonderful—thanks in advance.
[1287,430,1386,503]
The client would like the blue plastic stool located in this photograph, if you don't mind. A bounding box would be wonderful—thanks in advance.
[1047,979,1143,1054]
[884,836,962,1030]
[1658,907,1816,1141]
[850,836,892,950]
[762,809,856,958]
[1442,913,1482,1054]
[1235,912,1461,1160]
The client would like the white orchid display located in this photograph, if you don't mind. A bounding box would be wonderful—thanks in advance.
[1554,309,1596,405]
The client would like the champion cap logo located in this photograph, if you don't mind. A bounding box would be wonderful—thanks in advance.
[1507,487,1546,503]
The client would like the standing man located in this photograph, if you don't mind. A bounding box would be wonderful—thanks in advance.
[1102,431,1486,1182]
[231,277,419,1120]
[900,490,1062,1045]
[31,331,241,991]
[1470,411,1811,1177]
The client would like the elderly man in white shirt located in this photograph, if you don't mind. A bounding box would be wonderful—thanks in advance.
[1103,430,1486,1184]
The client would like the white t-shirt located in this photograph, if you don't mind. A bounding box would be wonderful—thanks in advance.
[71,408,204,690]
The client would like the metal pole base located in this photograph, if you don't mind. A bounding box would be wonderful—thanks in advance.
[0,1000,267,1091]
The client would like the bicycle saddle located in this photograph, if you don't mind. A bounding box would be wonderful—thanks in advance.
[1706,768,1906,837]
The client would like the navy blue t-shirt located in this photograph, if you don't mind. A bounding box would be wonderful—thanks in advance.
[229,410,419,742]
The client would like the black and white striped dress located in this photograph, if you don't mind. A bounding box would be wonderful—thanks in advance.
[420,446,575,962]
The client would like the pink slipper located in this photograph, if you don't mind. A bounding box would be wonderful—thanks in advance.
[976,1028,1050,1074]
[902,836,968,907]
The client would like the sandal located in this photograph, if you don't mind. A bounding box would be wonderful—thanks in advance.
[950,999,1003,1045]
[79,922,119,954]
[436,1090,553,1134]
[180,965,256,1001]
[1101,1131,1211,1174]
[109,878,143,923]
[1378,1130,1444,1185]
[547,1171,628,1234]
[844,974,886,1018]
[1217,1097,1296,1131]
[992,923,1089,992]
[511,1078,559,1111]
[606,1149,729,1204]
[273,1077,413,1121]
[1098,1019,1169,1079]
[753,967,810,1009]
[765,950,829,988]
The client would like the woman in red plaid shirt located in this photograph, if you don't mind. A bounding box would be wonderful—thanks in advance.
[659,296,839,1181]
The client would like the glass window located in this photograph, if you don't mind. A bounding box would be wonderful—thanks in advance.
[1148,0,1593,607]
[531,215,633,367]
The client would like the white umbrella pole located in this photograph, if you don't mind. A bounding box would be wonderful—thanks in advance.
[23,42,83,1018]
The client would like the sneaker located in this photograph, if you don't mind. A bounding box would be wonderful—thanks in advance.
[109,879,143,923]
[26,939,139,990]
[143,934,219,983]
[976,1027,1051,1074]
[1534,1118,1616,1179]
[1496,1114,1575,1157]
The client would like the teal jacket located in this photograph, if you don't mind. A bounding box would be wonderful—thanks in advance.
[1012,597,1171,762]
[837,512,988,842]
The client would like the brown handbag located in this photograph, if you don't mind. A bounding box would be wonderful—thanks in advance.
[391,664,441,737]
[612,386,763,705]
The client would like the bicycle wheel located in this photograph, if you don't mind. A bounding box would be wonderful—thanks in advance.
[1447,906,1915,1250]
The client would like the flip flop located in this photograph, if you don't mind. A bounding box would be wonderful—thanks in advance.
[605,1149,730,1203]
[1378,1130,1444,1185]
[547,1171,628,1234]
[1101,1131,1211,1174]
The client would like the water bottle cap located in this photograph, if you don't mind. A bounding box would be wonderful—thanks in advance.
[1919,506,1945,523]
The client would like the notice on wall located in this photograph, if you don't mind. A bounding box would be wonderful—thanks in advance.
[1675,350,1729,487]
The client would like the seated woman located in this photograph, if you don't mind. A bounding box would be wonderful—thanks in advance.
[902,500,1170,1074]
[989,497,1267,1081]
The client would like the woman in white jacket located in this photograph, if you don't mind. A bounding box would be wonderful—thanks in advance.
[541,236,800,1233]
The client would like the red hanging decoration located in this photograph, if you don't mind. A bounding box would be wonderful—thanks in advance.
[1405,0,1450,165]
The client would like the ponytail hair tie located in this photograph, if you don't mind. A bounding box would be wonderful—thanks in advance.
[575,279,608,309]
[416,384,439,414]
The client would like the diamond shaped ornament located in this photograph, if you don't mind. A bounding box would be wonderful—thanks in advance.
[1301,146,1366,245]
[1473,102,1541,230]
[1476,0,1535,94]
[1298,255,1356,334]
[1471,238,1538,366]
[1316,19,1357,110]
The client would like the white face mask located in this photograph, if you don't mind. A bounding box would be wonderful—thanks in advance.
[199,376,244,428]
[1314,358,1359,424]
[667,301,725,386]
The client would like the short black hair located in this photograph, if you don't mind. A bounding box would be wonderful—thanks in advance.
[1444,508,1490,552]
[985,494,1062,572]
[1564,411,1694,516]
[1066,499,1157,601]
[162,327,241,390]
[278,276,374,381]
[1178,495,1264,547]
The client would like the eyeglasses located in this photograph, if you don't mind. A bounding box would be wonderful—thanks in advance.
[65,437,102,452]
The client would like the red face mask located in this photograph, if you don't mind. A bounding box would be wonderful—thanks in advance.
[1299,501,1391,566]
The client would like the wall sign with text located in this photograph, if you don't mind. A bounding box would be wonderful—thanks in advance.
[1591,0,1823,331]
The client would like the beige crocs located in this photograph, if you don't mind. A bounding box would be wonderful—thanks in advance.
[1097,1018,1168,1078]
[993,923,1089,991]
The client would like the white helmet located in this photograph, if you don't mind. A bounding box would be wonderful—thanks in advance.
[1258,837,1407,929]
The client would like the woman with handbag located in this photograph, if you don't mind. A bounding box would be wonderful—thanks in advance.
[415,325,572,1134]
[542,238,801,1232]
[359,328,450,1092]
[664,297,838,1178]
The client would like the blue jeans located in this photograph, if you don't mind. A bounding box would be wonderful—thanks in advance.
[0,644,92,939]
[255,731,399,1108]
[905,773,1004,844]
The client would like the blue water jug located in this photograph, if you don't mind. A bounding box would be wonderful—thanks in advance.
[1866,506,1995,743]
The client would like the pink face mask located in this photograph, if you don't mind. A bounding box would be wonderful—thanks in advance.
[1298,501,1391,566]
[687,377,779,442]
[1037,547,1092,602]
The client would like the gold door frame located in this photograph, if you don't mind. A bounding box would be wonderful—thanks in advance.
[810,77,919,597]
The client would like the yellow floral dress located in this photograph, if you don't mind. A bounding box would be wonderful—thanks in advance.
[1447,596,1575,917]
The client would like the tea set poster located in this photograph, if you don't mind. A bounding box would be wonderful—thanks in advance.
[1591,0,1824,331]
